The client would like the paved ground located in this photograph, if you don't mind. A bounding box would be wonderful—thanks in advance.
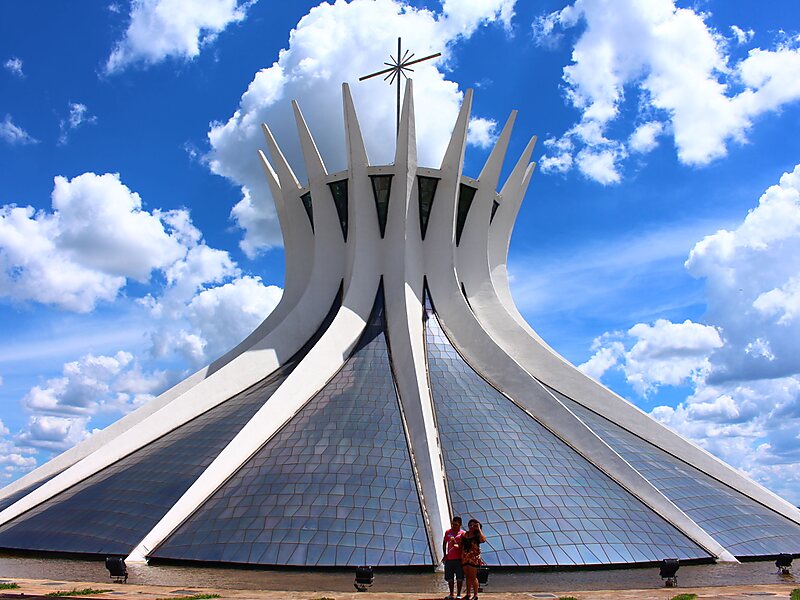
[0,577,797,600]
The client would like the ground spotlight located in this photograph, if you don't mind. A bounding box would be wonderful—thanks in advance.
[354,565,374,592]
[105,557,128,584]
[776,553,793,575]
[659,558,679,587]
[477,565,489,591]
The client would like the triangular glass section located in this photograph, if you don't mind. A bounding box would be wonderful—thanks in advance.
[0,470,63,513]
[490,199,500,223]
[0,290,342,556]
[152,287,431,567]
[417,175,439,240]
[554,389,800,558]
[300,192,314,233]
[327,179,348,242]
[455,183,477,246]
[369,175,392,238]
[422,299,709,567]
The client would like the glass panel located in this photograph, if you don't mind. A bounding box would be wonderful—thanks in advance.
[554,390,800,558]
[490,199,500,223]
[152,288,430,567]
[327,180,348,242]
[369,175,392,238]
[417,176,439,240]
[455,184,477,246]
[0,471,62,512]
[300,192,314,233]
[423,296,708,567]
[0,290,342,557]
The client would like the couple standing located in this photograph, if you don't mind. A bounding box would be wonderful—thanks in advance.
[442,516,487,600]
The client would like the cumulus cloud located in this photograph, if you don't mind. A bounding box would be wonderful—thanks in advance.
[629,121,664,154]
[534,0,800,183]
[21,351,167,418]
[0,418,37,481]
[467,117,499,149]
[206,0,516,257]
[0,115,37,145]
[730,25,754,46]
[184,275,282,359]
[106,0,255,73]
[3,57,23,77]
[0,172,192,311]
[58,103,97,145]
[585,163,800,502]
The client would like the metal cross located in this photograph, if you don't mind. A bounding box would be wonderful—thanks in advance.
[359,37,441,136]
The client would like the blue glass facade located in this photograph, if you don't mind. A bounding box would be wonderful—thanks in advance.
[0,472,60,512]
[554,390,800,557]
[0,292,341,556]
[423,302,709,566]
[151,289,431,566]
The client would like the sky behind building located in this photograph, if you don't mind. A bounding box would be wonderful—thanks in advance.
[1,0,800,503]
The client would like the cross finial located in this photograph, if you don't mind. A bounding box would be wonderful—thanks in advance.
[359,37,441,137]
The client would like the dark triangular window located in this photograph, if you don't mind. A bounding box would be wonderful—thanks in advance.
[327,179,348,242]
[300,192,314,233]
[490,199,500,224]
[455,183,477,246]
[417,176,439,240]
[369,175,392,238]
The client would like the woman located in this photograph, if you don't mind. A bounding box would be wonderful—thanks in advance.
[460,519,486,600]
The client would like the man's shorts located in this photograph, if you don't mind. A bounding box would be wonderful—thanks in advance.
[444,558,464,581]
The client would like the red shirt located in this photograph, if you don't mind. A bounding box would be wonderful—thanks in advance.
[444,527,465,560]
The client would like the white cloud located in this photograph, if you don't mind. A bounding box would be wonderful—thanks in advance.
[575,147,623,184]
[730,25,754,46]
[15,415,90,453]
[58,103,97,145]
[206,0,516,257]
[629,121,664,154]
[0,172,198,311]
[106,0,255,73]
[185,275,282,359]
[578,335,624,380]
[0,115,37,145]
[624,319,723,396]
[535,0,800,182]
[584,164,800,503]
[467,117,498,149]
[3,57,23,77]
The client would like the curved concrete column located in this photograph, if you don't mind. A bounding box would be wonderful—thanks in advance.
[382,80,450,562]
[423,91,733,562]
[128,82,385,562]
[0,111,345,529]
[467,130,800,529]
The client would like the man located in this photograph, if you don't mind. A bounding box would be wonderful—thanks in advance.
[442,516,465,600]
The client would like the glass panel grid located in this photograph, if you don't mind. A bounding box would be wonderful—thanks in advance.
[455,183,477,246]
[0,472,61,512]
[300,192,314,233]
[152,290,430,567]
[0,369,292,555]
[554,390,800,557]
[0,292,342,557]
[490,199,500,223]
[369,175,392,238]
[417,176,439,240]
[423,302,708,566]
[327,180,348,242]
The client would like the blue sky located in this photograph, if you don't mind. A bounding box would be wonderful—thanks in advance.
[2,0,800,503]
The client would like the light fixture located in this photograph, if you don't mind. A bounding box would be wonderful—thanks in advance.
[354,565,374,592]
[659,558,679,587]
[776,553,793,576]
[105,557,128,584]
